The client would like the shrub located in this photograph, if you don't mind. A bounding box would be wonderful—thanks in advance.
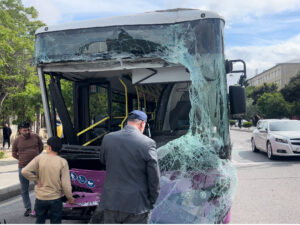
[242,121,252,128]
[229,120,236,126]
[0,151,5,159]
[257,92,291,118]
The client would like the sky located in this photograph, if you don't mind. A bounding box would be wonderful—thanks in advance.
[22,0,300,85]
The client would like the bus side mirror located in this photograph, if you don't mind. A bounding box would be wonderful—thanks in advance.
[229,86,246,114]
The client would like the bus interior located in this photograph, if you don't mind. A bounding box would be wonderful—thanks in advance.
[46,63,193,170]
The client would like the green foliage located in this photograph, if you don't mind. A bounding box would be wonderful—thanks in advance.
[281,71,300,103]
[111,92,125,116]
[248,83,278,105]
[89,87,108,121]
[244,98,259,121]
[245,75,300,119]
[229,120,235,126]
[0,151,5,159]
[291,101,300,116]
[257,92,291,118]
[242,121,252,128]
[0,0,44,122]
[60,79,74,120]
[245,86,255,98]
[4,74,43,124]
[279,71,300,117]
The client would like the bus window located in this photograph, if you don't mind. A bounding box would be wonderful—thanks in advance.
[89,85,108,122]
[111,92,125,117]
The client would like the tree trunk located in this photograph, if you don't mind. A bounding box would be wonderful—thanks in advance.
[36,105,40,135]
[0,92,8,112]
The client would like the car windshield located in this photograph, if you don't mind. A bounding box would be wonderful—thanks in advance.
[269,121,300,131]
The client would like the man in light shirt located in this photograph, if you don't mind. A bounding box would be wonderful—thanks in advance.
[22,136,75,224]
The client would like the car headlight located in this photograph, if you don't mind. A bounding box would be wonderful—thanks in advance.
[275,138,288,143]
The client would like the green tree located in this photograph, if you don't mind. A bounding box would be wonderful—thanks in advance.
[0,0,44,112]
[24,75,43,133]
[257,92,291,118]
[291,101,300,116]
[248,83,278,105]
[245,86,255,98]
[281,71,300,102]
[280,71,300,117]
[60,79,74,120]
[2,74,42,128]
[244,98,259,121]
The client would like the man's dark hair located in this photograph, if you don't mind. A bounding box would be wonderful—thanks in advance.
[47,136,63,153]
[18,121,30,130]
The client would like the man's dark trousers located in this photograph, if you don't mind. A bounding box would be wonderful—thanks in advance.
[3,138,10,148]
[2,126,11,148]
[35,198,62,224]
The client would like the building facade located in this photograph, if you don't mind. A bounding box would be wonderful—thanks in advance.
[247,59,300,89]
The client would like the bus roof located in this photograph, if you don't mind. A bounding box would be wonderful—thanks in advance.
[36,8,224,34]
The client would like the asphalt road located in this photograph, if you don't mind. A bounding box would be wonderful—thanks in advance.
[230,129,300,224]
[0,192,80,224]
[1,129,300,224]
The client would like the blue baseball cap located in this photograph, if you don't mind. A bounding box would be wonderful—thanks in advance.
[128,110,147,121]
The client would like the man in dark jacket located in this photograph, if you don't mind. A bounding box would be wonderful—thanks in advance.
[99,110,160,224]
[2,123,12,149]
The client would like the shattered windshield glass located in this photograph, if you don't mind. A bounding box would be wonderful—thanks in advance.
[35,18,236,223]
[35,19,222,64]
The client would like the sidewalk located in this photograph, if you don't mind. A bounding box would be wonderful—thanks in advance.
[230,126,254,133]
[0,151,34,202]
[0,139,47,202]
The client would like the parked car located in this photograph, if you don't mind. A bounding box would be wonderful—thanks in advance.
[251,119,300,159]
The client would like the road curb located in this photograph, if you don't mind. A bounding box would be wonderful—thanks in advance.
[0,183,34,202]
[230,128,253,133]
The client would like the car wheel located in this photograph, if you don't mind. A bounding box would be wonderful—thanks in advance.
[267,142,274,160]
[251,138,259,152]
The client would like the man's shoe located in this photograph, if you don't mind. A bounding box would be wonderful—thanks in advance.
[30,210,36,217]
[24,208,31,217]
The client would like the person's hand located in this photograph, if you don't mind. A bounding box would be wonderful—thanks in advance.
[68,197,76,205]
[36,181,42,188]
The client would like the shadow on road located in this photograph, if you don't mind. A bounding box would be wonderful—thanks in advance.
[252,151,300,162]
[237,150,300,170]
[0,170,18,174]
[237,151,269,162]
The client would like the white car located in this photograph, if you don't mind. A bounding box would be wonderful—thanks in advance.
[251,119,300,159]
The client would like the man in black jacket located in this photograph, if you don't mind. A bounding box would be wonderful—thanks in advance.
[99,110,160,224]
[2,123,12,149]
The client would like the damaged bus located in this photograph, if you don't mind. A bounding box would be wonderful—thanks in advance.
[34,8,246,223]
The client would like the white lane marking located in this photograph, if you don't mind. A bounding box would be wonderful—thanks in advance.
[232,161,272,166]
[231,160,298,167]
